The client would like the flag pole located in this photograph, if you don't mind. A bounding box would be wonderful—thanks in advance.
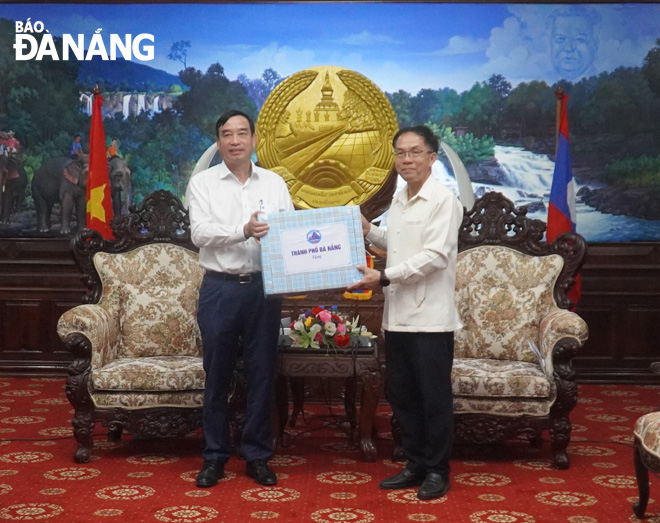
[554,85,564,160]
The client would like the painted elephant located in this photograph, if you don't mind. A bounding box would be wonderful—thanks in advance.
[32,155,89,235]
[108,156,132,216]
[0,153,27,224]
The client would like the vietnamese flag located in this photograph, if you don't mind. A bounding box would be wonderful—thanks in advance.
[86,89,114,239]
[548,91,580,308]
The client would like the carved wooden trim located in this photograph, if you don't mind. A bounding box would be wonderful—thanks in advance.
[97,408,202,439]
[63,332,95,463]
[454,414,545,445]
[71,190,198,304]
[459,191,587,310]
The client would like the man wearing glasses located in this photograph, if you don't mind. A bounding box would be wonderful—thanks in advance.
[348,125,463,499]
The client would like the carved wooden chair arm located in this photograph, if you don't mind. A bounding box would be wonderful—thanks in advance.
[57,303,121,371]
[539,306,589,379]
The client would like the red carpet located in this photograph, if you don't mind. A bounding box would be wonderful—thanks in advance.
[0,378,657,522]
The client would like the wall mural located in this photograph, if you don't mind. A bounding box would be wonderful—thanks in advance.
[1,3,660,241]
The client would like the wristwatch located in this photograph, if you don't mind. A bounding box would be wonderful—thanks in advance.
[379,270,391,287]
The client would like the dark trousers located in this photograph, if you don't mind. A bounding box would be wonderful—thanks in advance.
[197,273,282,463]
[385,330,454,477]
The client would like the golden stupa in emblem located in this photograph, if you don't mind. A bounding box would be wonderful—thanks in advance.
[256,66,398,209]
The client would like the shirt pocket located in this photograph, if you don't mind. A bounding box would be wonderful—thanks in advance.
[392,280,426,326]
[400,219,426,251]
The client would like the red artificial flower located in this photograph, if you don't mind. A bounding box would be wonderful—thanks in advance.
[333,334,351,347]
[314,332,324,346]
[312,306,324,315]
[331,314,342,323]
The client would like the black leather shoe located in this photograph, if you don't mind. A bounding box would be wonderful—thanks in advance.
[417,473,450,500]
[196,459,224,488]
[379,466,426,490]
[246,459,277,486]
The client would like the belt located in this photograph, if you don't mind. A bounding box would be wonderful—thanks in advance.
[206,271,262,284]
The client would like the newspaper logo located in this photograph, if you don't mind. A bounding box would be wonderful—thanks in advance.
[14,19,154,61]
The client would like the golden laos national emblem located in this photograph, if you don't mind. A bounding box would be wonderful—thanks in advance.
[256,66,398,210]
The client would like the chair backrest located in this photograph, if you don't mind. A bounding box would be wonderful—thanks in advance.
[454,246,563,361]
[94,243,204,358]
[454,192,587,362]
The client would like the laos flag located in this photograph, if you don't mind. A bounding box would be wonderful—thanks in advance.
[547,92,580,307]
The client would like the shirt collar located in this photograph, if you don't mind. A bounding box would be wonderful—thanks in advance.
[416,175,436,200]
[218,160,257,181]
[393,175,436,205]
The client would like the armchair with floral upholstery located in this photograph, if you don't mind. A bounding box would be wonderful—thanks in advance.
[451,191,588,469]
[58,190,215,463]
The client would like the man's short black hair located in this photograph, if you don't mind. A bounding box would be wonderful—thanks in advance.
[215,110,255,138]
[393,125,439,153]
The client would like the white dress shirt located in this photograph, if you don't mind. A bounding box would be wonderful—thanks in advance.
[366,176,464,332]
[187,161,294,273]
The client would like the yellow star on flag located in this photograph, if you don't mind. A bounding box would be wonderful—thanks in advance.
[87,183,107,223]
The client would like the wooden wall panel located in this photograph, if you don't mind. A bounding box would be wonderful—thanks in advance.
[0,238,85,375]
[573,242,660,383]
[1,238,659,383]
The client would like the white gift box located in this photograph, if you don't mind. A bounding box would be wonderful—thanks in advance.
[259,206,366,296]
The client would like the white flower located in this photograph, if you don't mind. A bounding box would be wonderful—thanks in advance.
[293,320,305,331]
[309,324,322,335]
[324,322,337,336]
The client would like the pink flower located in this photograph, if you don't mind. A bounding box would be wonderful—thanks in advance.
[336,323,346,335]
[318,310,332,323]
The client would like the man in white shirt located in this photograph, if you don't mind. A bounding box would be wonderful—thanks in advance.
[187,110,294,488]
[347,125,463,499]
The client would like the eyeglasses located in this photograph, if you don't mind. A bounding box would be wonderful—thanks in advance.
[393,149,433,158]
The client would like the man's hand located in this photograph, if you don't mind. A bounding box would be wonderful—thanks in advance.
[346,265,381,292]
[243,210,269,244]
[361,214,371,236]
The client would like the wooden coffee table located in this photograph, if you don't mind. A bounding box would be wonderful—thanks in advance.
[276,338,384,462]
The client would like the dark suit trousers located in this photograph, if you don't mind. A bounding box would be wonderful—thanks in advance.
[197,273,282,463]
[385,330,454,477]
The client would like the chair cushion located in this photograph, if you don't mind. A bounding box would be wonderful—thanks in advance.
[91,390,204,409]
[465,284,542,362]
[453,395,554,417]
[455,245,563,361]
[119,283,199,357]
[94,244,204,358]
[634,411,660,459]
[92,355,205,392]
[452,357,554,399]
